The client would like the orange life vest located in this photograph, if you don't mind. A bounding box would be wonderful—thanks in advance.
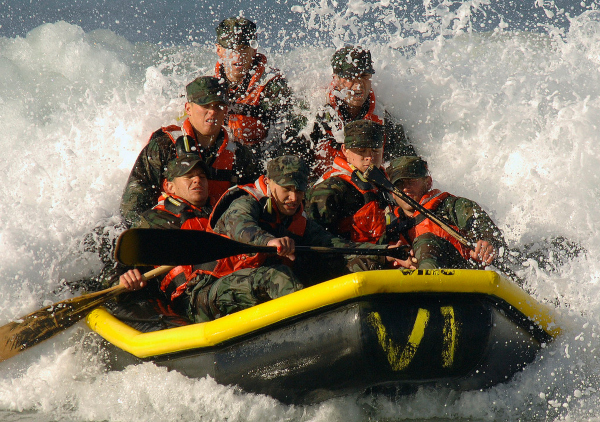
[320,157,387,244]
[313,86,384,176]
[215,53,283,145]
[160,119,236,205]
[395,190,472,261]
[151,194,210,300]
[204,175,307,278]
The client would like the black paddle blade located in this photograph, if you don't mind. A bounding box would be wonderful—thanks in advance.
[115,229,275,266]
[0,286,124,363]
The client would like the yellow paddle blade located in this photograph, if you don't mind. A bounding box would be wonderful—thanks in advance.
[0,265,173,363]
[0,285,125,362]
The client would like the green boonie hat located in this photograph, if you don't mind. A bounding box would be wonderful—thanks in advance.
[186,76,229,106]
[165,156,210,181]
[266,155,309,192]
[331,45,375,79]
[216,17,257,49]
[387,156,429,185]
[344,120,384,149]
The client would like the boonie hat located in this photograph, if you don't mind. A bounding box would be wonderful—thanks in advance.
[331,45,375,79]
[165,156,210,181]
[216,17,257,49]
[344,120,384,149]
[266,155,309,192]
[387,156,429,185]
[186,76,228,106]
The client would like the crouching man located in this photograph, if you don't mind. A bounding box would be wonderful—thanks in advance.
[386,155,505,269]
[189,155,412,322]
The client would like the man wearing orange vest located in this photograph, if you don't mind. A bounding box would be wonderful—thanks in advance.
[386,156,504,269]
[120,76,259,227]
[214,17,294,155]
[307,120,391,235]
[174,155,411,322]
[285,45,416,179]
[118,156,212,304]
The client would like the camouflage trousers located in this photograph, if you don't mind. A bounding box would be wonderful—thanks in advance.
[413,233,475,270]
[187,264,303,323]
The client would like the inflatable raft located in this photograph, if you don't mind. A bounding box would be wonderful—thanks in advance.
[85,269,560,404]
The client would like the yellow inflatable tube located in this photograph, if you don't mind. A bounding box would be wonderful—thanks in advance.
[86,269,561,359]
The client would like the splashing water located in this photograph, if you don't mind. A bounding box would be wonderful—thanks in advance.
[1,0,600,420]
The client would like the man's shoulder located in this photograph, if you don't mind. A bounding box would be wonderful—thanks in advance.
[263,64,285,79]
[136,208,181,229]
[315,103,337,122]
[146,128,178,152]
[308,176,353,200]
[263,73,292,98]
[439,194,481,215]
[224,192,262,215]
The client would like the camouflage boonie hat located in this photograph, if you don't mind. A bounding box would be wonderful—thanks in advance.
[165,156,210,181]
[387,156,429,184]
[331,45,375,79]
[266,155,309,192]
[344,120,384,149]
[186,76,229,106]
[216,17,257,49]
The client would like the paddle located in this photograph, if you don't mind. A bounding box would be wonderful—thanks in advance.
[363,165,524,284]
[114,228,410,266]
[0,265,174,363]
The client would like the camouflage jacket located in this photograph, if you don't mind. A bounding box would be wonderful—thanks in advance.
[120,122,259,227]
[99,196,213,291]
[305,160,395,243]
[215,53,295,157]
[136,195,212,229]
[213,194,383,250]
[281,88,416,178]
[386,191,505,249]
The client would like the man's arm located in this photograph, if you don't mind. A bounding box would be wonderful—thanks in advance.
[445,197,504,245]
[383,111,417,161]
[233,142,263,185]
[136,209,183,230]
[214,195,276,246]
[120,132,176,226]
[262,77,295,123]
[442,196,506,264]
[305,178,359,236]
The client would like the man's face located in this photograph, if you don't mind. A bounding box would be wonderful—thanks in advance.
[216,44,256,83]
[342,145,383,173]
[166,166,209,207]
[267,179,305,217]
[333,73,372,108]
[393,176,433,215]
[185,101,227,137]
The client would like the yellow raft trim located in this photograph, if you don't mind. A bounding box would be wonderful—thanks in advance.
[86,269,561,359]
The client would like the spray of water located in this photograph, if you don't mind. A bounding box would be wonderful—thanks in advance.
[1,1,600,420]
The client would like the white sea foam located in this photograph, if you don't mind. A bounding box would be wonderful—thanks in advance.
[1,1,600,420]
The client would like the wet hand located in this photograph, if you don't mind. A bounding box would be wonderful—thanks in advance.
[267,236,296,261]
[387,241,417,269]
[119,268,147,291]
[470,240,496,265]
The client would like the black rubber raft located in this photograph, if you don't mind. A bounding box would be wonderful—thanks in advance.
[85,269,561,404]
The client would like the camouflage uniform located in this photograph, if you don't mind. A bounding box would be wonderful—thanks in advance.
[120,76,259,227]
[136,196,212,230]
[215,17,296,158]
[386,156,506,269]
[282,46,416,179]
[188,155,388,322]
[306,121,395,273]
[99,157,214,293]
